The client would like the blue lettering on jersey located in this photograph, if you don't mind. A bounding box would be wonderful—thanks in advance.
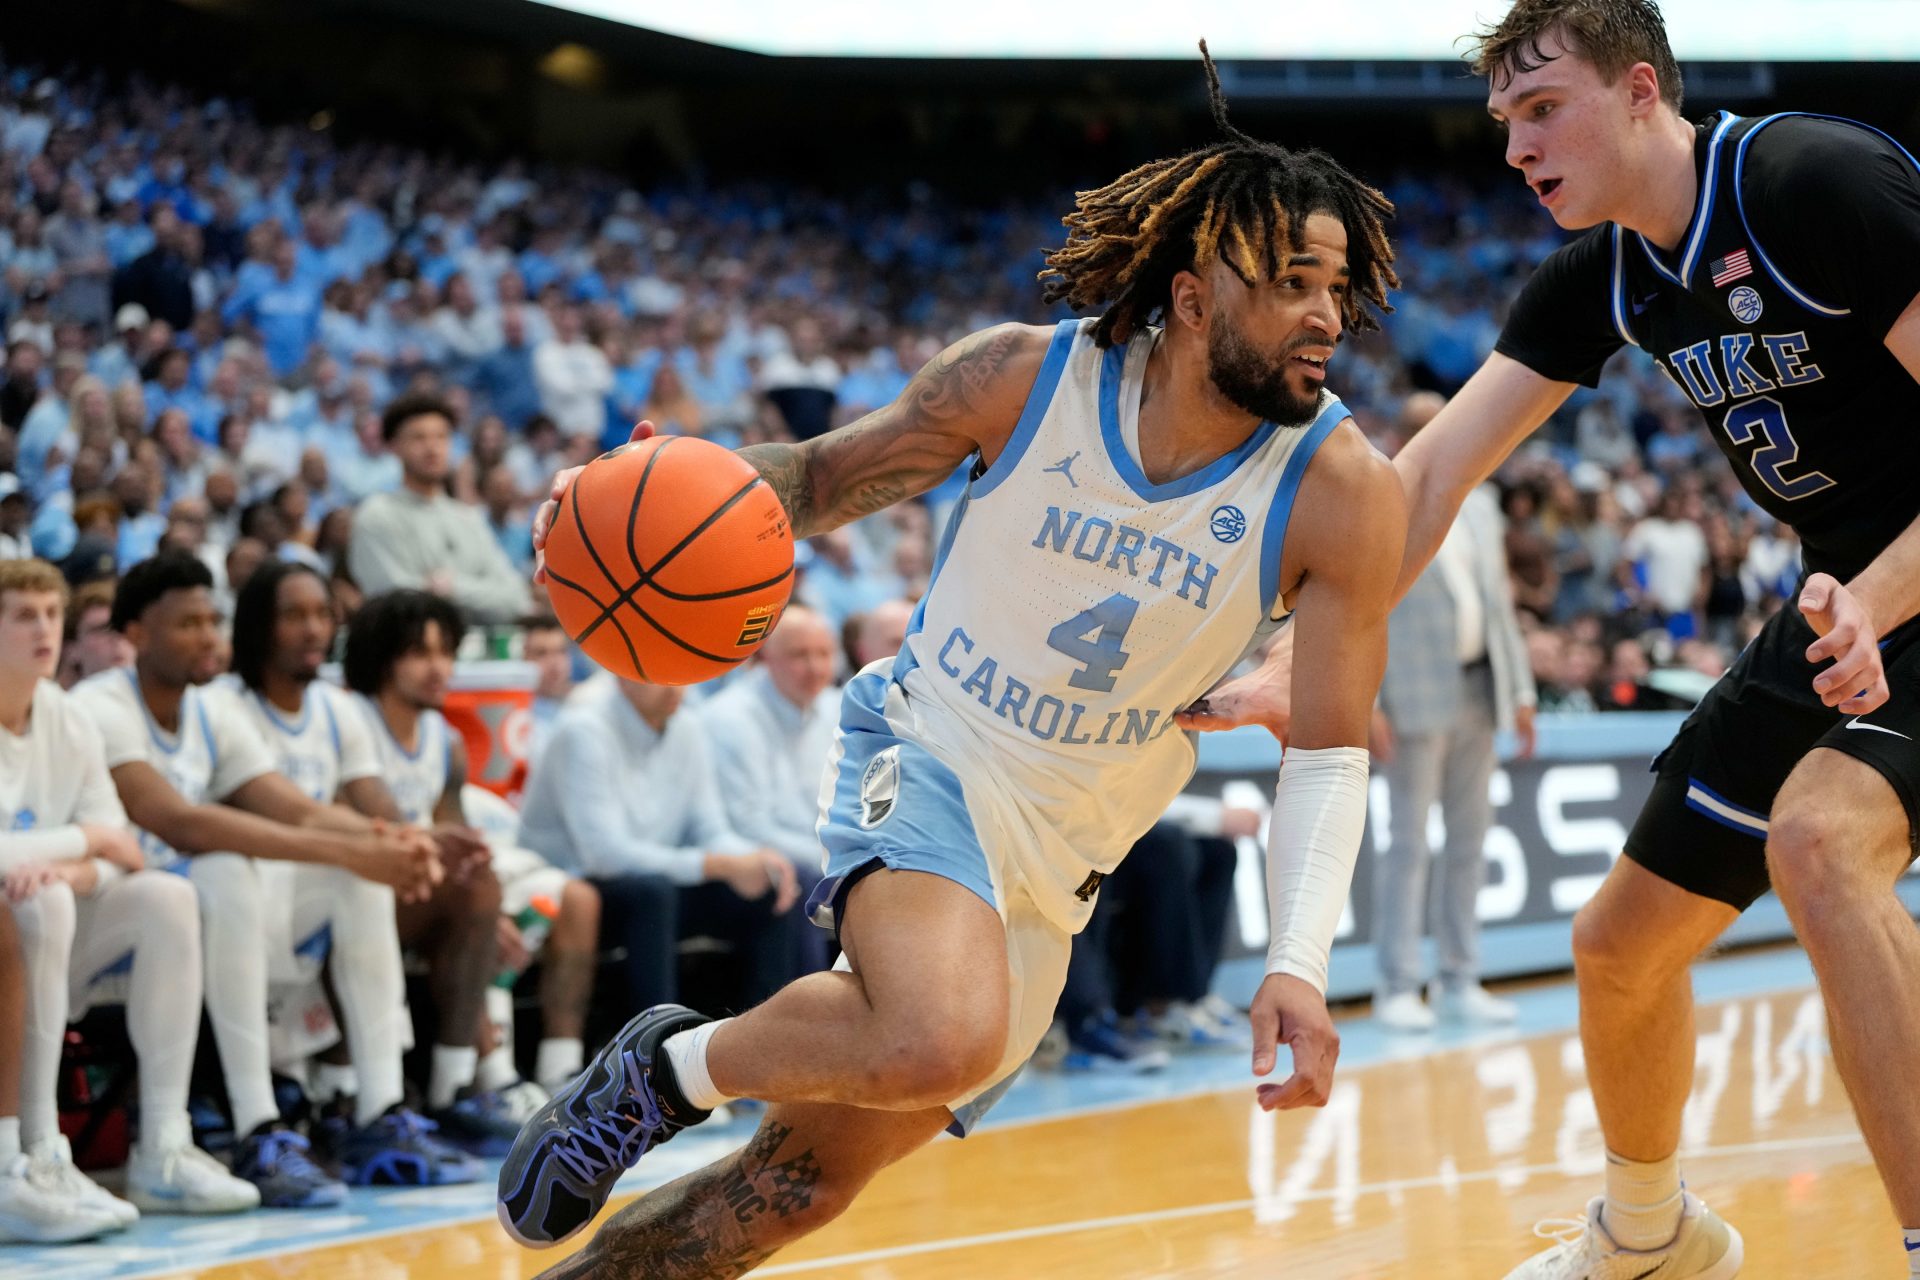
[1663,330,1824,409]
[7,808,36,831]
[1031,507,1218,611]
[934,624,1183,749]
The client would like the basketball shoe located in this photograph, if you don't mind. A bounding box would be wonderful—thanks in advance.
[496,1004,711,1248]
[1505,1191,1743,1278]
[26,1134,138,1228]
[0,1150,121,1242]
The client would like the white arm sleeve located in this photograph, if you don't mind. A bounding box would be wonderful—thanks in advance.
[1264,745,1371,995]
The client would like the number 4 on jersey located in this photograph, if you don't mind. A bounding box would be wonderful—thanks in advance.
[1047,593,1139,693]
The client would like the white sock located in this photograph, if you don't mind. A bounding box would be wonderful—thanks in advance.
[0,1117,19,1161]
[12,885,76,1149]
[1904,1227,1920,1276]
[428,1045,479,1111]
[311,1062,361,1105]
[1601,1149,1684,1251]
[662,1020,735,1112]
[534,1037,584,1091]
[318,870,407,1125]
[188,855,281,1138]
[475,986,518,1091]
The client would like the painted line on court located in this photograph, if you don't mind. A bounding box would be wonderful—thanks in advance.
[754,1132,1869,1275]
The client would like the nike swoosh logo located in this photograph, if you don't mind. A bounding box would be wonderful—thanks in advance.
[1846,717,1914,741]
[1907,1238,1920,1251]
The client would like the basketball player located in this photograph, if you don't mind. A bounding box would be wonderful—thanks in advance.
[69,551,445,1207]
[0,557,221,1231]
[1184,3,1920,1274]
[342,590,603,1131]
[500,50,1408,1274]
[227,563,499,1173]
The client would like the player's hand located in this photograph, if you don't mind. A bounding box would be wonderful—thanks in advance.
[431,824,492,879]
[708,850,800,913]
[1368,708,1396,764]
[346,820,445,903]
[3,862,60,903]
[495,912,532,974]
[80,822,144,872]
[1250,973,1340,1111]
[532,420,657,584]
[1800,572,1889,714]
[1176,660,1294,742]
[1514,705,1539,759]
[1220,807,1263,840]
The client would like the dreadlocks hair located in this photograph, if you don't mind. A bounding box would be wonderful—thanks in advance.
[1039,40,1398,349]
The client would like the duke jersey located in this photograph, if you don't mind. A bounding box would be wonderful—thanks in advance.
[359,697,452,826]
[228,678,382,805]
[889,317,1346,929]
[71,669,276,869]
[1498,111,1920,582]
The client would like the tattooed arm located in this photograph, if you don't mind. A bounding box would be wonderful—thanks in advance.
[529,322,1051,576]
[738,322,1048,539]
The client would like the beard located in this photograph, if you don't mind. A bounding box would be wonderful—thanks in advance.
[1207,315,1323,428]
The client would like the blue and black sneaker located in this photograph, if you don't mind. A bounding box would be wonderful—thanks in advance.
[230,1122,348,1209]
[429,1087,533,1158]
[337,1105,483,1186]
[496,1004,711,1248]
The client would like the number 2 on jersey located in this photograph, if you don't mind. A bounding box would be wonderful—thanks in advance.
[1047,593,1139,693]
[1722,396,1836,502]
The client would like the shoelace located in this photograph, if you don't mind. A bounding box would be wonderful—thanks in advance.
[1532,1213,1595,1247]
[255,1129,327,1180]
[547,1050,663,1185]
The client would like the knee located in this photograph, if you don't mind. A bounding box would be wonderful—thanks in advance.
[861,1002,1007,1108]
[13,880,76,949]
[1767,807,1860,932]
[450,865,503,919]
[1571,896,1680,992]
[559,878,600,936]
[187,852,258,908]
[129,870,201,939]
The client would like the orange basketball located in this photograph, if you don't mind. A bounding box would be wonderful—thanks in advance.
[543,436,795,686]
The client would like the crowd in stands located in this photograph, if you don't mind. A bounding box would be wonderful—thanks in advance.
[0,54,1812,1241]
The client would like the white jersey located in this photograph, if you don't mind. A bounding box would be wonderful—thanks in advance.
[226,677,382,804]
[359,697,452,826]
[0,679,127,868]
[891,318,1348,928]
[72,668,276,869]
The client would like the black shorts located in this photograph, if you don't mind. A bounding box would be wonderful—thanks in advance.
[1625,601,1920,910]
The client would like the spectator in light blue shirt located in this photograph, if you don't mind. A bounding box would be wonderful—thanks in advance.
[518,678,807,1014]
[221,238,321,376]
[699,606,842,975]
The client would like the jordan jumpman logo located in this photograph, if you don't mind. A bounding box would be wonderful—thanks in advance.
[1044,451,1081,488]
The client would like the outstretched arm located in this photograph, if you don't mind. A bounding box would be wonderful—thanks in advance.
[1179,353,1570,740]
[1245,427,1405,1111]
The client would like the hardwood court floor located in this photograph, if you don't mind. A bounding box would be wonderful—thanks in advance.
[175,980,1901,1279]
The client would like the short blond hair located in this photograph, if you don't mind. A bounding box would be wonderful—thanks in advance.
[0,558,70,611]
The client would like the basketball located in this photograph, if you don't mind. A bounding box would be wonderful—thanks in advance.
[543,436,795,685]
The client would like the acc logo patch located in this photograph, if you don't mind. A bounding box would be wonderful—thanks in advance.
[1726,285,1764,324]
[859,746,901,829]
[736,603,782,646]
[1210,505,1247,544]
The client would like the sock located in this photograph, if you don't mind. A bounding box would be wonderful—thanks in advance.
[146,1110,193,1154]
[428,1045,479,1111]
[475,986,517,1092]
[476,1044,518,1092]
[1601,1149,1685,1251]
[311,1062,361,1105]
[1903,1227,1920,1275]
[661,1019,735,1112]
[534,1037,584,1091]
[0,1117,19,1162]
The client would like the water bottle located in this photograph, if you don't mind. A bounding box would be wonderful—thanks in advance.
[494,893,559,989]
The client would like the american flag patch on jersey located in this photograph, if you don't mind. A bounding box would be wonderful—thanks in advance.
[1709,249,1753,287]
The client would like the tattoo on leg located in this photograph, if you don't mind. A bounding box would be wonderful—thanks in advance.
[533,1119,829,1279]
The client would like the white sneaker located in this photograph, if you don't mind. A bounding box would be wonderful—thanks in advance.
[27,1134,138,1229]
[1433,982,1520,1024]
[1375,991,1437,1031]
[128,1139,262,1214]
[496,1078,550,1126]
[0,1151,120,1243]
[1506,1191,1744,1278]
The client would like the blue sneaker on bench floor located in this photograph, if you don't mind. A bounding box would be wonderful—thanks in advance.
[337,1105,482,1186]
[496,1004,711,1249]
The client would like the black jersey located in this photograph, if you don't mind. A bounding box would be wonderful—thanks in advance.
[1496,111,1920,583]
